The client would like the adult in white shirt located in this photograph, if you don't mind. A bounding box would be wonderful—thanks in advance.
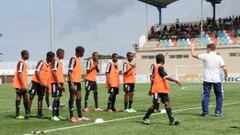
[191,44,228,117]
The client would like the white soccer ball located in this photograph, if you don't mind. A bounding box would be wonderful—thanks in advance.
[95,118,104,123]
[160,109,166,114]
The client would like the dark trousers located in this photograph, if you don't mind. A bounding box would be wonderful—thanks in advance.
[202,81,223,115]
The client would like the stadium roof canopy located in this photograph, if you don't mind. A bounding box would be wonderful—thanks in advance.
[206,0,223,4]
[138,0,178,8]
[138,0,178,25]
[205,0,223,19]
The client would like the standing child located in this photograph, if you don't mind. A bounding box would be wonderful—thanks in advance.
[105,53,121,112]
[28,51,55,118]
[123,52,136,113]
[12,50,30,119]
[83,52,102,112]
[68,46,89,123]
[50,48,65,121]
[143,54,181,125]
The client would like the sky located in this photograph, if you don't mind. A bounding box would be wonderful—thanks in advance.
[0,0,239,61]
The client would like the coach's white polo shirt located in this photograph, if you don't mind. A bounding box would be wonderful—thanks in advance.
[198,51,225,83]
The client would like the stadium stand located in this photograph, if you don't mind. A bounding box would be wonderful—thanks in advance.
[147,15,240,47]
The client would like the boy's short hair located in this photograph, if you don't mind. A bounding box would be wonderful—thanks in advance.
[75,46,85,53]
[56,48,64,55]
[47,51,55,58]
[156,54,165,64]
[126,52,133,57]
[92,51,99,56]
[112,53,118,58]
[21,50,28,57]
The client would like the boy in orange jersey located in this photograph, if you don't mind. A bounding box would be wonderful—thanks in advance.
[28,51,55,118]
[123,52,136,113]
[83,52,102,112]
[143,54,181,125]
[12,50,30,119]
[105,53,121,112]
[68,46,89,123]
[50,48,65,121]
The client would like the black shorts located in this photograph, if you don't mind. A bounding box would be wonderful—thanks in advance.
[51,83,63,97]
[152,93,170,104]
[123,83,135,92]
[108,87,119,95]
[16,89,27,95]
[85,80,97,91]
[28,81,45,96]
[68,82,81,92]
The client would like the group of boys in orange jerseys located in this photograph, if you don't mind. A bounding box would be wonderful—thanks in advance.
[12,46,182,125]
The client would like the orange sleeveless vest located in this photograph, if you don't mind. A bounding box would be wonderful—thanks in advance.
[32,61,50,86]
[50,59,64,83]
[151,64,170,94]
[70,56,82,83]
[85,59,97,82]
[106,62,120,88]
[123,62,136,84]
[12,60,28,89]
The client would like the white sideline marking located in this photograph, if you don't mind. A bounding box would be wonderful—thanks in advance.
[24,102,240,135]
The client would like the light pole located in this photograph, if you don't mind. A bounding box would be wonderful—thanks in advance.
[49,0,55,51]
[145,3,149,31]
[201,0,204,40]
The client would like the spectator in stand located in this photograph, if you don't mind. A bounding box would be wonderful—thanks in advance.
[147,15,240,43]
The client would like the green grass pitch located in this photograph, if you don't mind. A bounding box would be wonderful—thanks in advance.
[0,83,239,135]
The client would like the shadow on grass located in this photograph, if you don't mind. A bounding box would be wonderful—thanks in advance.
[136,120,169,126]
[4,114,16,119]
[4,114,52,120]
[229,126,240,129]
[177,112,202,117]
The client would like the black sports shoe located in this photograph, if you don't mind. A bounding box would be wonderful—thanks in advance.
[25,113,30,119]
[36,114,45,118]
[169,120,180,125]
[201,113,209,117]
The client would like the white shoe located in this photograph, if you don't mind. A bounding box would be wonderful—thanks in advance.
[160,109,166,114]
[94,108,103,112]
[48,106,52,111]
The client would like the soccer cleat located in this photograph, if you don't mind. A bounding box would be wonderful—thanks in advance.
[107,109,113,112]
[112,108,120,112]
[160,109,166,114]
[69,117,79,123]
[215,113,223,117]
[201,113,209,117]
[169,120,180,126]
[16,115,25,119]
[48,106,52,111]
[77,116,90,121]
[52,116,60,121]
[124,109,130,113]
[36,114,45,118]
[94,108,103,112]
[143,119,151,125]
[83,107,90,112]
[25,113,30,119]
[58,116,66,120]
[129,108,137,113]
